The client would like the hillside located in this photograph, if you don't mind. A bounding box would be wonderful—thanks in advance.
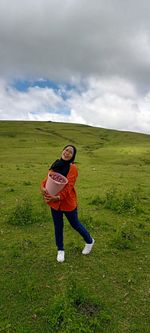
[0,121,150,333]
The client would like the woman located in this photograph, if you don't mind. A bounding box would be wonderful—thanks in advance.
[41,145,94,263]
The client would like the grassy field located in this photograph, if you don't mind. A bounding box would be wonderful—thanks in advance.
[0,120,150,333]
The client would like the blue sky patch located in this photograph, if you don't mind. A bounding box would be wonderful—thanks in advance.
[11,78,60,92]
[10,78,87,100]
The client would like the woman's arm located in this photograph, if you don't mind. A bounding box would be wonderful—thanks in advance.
[58,164,78,200]
[40,175,47,193]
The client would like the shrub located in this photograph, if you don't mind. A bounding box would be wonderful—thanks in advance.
[7,198,38,226]
[80,214,94,231]
[90,195,105,206]
[37,280,111,333]
[105,187,142,214]
[90,187,143,215]
[7,187,15,192]
[111,221,136,250]
[23,181,32,186]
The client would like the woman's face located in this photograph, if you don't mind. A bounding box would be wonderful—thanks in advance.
[61,146,74,161]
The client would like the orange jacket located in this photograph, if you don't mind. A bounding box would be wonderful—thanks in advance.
[41,163,78,211]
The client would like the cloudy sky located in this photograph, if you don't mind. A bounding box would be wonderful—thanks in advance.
[0,0,150,134]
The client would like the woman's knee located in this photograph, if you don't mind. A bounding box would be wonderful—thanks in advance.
[67,214,82,229]
[51,209,63,225]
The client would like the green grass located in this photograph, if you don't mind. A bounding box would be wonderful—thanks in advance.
[0,120,150,333]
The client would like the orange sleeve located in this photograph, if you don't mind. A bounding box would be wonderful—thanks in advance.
[58,164,78,200]
[40,175,48,191]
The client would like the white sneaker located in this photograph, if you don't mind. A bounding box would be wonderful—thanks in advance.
[82,239,95,255]
[57,250,65,262]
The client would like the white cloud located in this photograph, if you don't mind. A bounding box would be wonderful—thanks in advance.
[0,78,150,134]
[0,80,66,119]
[0,1,150,133]
[67,78,142,132]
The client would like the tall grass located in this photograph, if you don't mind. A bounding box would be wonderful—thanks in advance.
[90,186,143,215]
[6,198,38,226]
[0,121,150,333]
[34,280,111,333]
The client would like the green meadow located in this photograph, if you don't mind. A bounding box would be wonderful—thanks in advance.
[0,120,150,333]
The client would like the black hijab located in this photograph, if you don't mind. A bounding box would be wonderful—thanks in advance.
[49,145,77,177]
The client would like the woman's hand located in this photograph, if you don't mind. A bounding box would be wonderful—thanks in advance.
[44,193,60,203]
[41,187,47,195]
[44,192,60,203]
[41,186,60,203]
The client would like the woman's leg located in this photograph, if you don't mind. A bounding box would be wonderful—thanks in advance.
[51,208,64,250]
[65,208,93,244]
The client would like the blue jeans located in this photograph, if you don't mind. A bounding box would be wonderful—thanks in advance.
[51,207,93,250]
